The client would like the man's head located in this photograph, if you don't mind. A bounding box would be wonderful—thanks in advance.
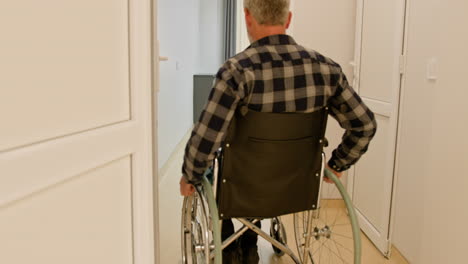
[244,0,292,42]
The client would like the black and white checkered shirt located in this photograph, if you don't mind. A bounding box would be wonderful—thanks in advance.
[183,34,377,184]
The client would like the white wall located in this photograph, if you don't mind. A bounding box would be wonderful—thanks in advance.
[391,1,432,260]
[236,0,250,53]
[292,0,357,181]
[392,0,468,263]
[198,0,225,73]
[157,0,224,169]
[157,0,200,168]
[292,1,356,78]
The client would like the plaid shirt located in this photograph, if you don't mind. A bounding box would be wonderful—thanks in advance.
[183,34,377,183]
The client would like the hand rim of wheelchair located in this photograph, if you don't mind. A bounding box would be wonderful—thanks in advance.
[182,178,222,264]
[181,169,361,264]
[293,169,362,264]
[181,192,209,263]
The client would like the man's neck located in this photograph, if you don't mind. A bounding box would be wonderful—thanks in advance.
[253,26,287,42]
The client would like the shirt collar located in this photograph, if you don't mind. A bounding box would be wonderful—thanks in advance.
[248,34,297,48]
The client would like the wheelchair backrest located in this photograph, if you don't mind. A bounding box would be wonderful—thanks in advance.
[217,107,328,219]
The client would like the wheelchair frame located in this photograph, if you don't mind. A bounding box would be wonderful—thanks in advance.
[182,153,362,264]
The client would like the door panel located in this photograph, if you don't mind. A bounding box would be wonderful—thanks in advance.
[0,157,133,264]
[0,0,156,263]
[0,0,130,151]
[0,122,137,207]
[359,0,400,102]
[354,113,392,231]
[351,0,407,255]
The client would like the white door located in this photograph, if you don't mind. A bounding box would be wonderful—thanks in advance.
[0,1,156,264]
[348,0,407,255]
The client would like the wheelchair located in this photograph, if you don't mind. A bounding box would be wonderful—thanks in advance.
[181,107,362,264]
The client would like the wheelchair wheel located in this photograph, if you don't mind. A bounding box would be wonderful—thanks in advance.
[181,190,212,264]
[270,217,287,257]
[294,171,361,264]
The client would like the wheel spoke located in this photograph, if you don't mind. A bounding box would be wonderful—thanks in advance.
[331,236,346,264]
[323,240,350,264]
[329,238,354,255]
[294,176,359,264]
[331,207,342,227]
[181,191,215,264]
[331,222,351,227]
[311,237,327,257]
[332,232,354,240]
[327,240,333,264]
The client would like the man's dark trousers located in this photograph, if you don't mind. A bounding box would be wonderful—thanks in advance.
[222,219,261,264]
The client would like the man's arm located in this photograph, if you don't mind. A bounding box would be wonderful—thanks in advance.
[327,68,377,172]
[181,62,244,185]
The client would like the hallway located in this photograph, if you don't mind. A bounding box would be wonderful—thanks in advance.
[1,0,467,263]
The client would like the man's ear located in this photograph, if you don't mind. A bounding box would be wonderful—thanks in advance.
[245,8,252,27]
[285,12,293,29]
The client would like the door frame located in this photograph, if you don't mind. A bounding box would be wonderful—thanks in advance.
[130,0,157,262]
[349,0,408,256]
[346,0,366,201]
[387,0,410,257]
[151,0,160,263]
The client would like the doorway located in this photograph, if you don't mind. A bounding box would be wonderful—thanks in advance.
[349,0,408,256]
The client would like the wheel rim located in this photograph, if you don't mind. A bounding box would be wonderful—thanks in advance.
[182,191,212,264]
[294,182,356,264]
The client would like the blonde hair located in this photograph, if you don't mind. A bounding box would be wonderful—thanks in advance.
[244,0,291,25]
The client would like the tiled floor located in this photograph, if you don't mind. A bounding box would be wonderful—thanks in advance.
[158,141,408,264]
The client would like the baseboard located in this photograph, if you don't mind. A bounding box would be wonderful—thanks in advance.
[390,245,411,264]
[158,129,192,185]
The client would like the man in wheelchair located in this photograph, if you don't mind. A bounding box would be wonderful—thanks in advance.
[180,0,377,263]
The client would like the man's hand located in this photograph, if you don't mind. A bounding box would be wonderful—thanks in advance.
[324,165,343,184]
[180,176,196,197]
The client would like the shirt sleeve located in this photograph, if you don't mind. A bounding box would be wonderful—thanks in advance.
[327,68,378,172]
[182,62,244,184]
